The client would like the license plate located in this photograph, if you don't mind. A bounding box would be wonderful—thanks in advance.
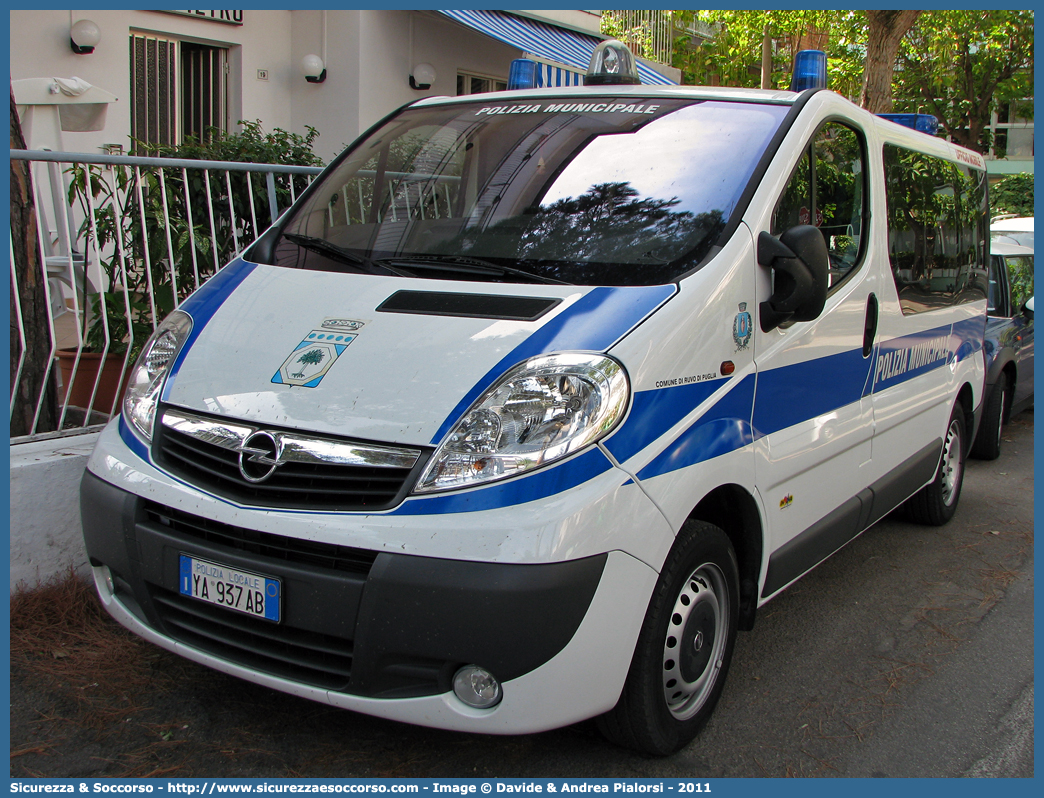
[179,555,281,622]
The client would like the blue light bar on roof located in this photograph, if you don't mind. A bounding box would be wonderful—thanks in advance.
[791,50,827,91]
[508,59,538,91]
[878,113,939,136]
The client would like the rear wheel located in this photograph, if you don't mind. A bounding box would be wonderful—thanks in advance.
[905,403,966,525]
[598,520,738,756]
[971,374,1008,461]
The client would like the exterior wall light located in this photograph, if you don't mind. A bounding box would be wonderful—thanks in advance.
[410,63,436,90]
[302,53,326,84]
[70,19,101,55]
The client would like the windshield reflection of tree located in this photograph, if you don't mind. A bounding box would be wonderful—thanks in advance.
[434,181,725,285]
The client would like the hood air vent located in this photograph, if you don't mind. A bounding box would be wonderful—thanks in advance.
[377,291,561,321]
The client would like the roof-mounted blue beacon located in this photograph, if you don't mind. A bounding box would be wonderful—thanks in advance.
[877,113,940,136]
[507,58,539,91]
[584,39,642,86]
[791,49,828,91]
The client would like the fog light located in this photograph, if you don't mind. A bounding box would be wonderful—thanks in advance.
[453,665,502,709]
[98,565,115,596]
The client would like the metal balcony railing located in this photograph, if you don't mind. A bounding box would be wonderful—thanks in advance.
[600,10,675,66]
[9,149,324,442]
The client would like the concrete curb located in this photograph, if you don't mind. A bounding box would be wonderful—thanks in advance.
[9,433,98,592]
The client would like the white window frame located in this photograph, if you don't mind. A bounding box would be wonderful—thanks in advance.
[987,100,1034,160]
[456,71,507,96]
[129,30,229,149]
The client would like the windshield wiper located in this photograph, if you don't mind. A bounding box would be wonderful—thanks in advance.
[282,233,410,277]
[377,254,570,285]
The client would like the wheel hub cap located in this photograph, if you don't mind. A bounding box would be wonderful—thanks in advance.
[661,563,730,721]
[940,418,962,506]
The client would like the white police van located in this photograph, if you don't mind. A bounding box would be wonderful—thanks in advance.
[82,44,989,755]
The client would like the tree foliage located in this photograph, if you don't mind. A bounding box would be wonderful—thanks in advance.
[673,10,866,98]
[666,10,1033,155]
[893,10,1034,151]
[989,173,1034,218]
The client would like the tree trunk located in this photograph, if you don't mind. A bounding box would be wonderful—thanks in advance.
[760,24,773,89]
[860,10,921,113]
[10,85,59,437]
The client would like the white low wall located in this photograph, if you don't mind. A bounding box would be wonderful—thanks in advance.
[9,432,98,591]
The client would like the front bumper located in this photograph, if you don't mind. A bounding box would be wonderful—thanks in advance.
[81,470,659,733]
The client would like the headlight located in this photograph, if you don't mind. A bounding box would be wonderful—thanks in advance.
[414,353,629,493]
[122,310,193,442]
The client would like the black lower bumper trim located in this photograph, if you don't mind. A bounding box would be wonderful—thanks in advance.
[80,470,606,698]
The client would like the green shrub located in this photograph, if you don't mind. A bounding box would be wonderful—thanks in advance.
[990,173,1034,218]
[68,121,322,360]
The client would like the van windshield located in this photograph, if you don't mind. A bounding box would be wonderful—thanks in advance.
[272,97,790,286]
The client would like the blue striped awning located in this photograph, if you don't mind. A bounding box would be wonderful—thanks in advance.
[438,9,676,86]
[534,61,583,88]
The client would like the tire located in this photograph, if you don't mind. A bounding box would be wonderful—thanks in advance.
[904,403,967,526]
[971,374,1008,461]
[598,520,739,756]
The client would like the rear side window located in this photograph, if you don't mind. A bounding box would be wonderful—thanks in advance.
[883,144,988,314]
[771,121,867,292]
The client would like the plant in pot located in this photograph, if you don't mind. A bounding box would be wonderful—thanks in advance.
[58,122,323,420]
[60,164,154,418]
[139,120,323,271]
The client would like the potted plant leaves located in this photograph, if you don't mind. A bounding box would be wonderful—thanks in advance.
[59,164,153,417]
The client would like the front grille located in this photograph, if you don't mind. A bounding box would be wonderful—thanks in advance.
[154,407,425,511]
[150,586,354,690]
[143,502,379,575]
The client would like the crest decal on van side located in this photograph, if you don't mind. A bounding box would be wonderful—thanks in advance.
[733,303,752,350]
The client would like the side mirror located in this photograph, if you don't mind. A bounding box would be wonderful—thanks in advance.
[1022,296,1034,319]
[758,225,829,332]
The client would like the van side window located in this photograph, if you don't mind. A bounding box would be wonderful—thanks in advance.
[771,122,866,291]
[882,144,988,314]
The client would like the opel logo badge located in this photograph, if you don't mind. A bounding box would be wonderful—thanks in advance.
[693,630,705,653]
[238,431,281,483]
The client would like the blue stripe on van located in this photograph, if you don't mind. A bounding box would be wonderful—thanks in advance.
[380,314,980,505]
[118,415,152,463]
[870,321,954,394]
[430,284,677,445]
[605,377,729,464]
[754,348,872,439]
[162,258,257,402]
[391,447,615,515]
[952,314,986,362]
[637,374,756,481]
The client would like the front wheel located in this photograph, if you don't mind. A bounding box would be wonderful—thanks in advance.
[598,521,739,756]
[904,403,967,525]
